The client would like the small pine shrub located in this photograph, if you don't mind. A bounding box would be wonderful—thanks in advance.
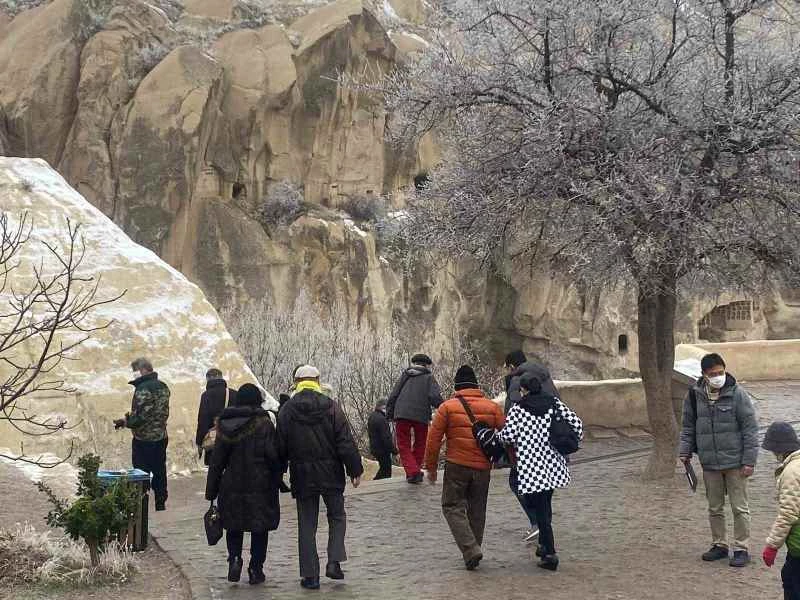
[38,454,138,567]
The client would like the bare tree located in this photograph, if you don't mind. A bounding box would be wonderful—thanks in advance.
[382,0,800,477]
[224,293,502,451]
[0,211,122,467]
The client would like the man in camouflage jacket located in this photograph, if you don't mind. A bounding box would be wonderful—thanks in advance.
[115,357,171,510]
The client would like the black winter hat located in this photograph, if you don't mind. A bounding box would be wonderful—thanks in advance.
[454,365,479,390]
[237,383,263,407]
[763,421,800,455]
[505,350,527,369]
[519,374,542,394]
[411,353,433,366]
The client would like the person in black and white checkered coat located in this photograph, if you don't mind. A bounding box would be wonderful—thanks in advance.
[499,373,583,571]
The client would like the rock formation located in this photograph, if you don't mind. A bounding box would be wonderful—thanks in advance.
[0,0,796,383]
[0,157,271,471]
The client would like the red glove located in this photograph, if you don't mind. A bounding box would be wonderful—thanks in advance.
[763,545,778,567]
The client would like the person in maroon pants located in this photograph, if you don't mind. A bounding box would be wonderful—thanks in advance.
[386,354,443,483]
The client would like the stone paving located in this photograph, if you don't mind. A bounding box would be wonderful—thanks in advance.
[151,381,800,600]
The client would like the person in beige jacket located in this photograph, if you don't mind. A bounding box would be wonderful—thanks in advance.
[762,421,800,600]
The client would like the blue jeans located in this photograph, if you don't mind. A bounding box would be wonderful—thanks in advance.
[509,467,538,530]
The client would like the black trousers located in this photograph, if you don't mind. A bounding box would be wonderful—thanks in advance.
[132,437,168,504]
[374,453,393,480]
[521,489,555,555]
[226,530,268,569]
[296,492,347,578]
[784,554,800,600]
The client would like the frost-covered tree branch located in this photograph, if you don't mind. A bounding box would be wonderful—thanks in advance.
[0,212,123,467]
[382,0,800,477]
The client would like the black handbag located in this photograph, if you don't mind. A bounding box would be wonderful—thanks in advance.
[204,501,223,546]
[455,396,507,464]
[549,400,580,456]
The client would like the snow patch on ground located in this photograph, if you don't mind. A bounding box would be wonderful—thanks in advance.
[0,449,79,497]
[343,218,369,238]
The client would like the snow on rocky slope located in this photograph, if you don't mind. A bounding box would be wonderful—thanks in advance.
[0,157,275,472]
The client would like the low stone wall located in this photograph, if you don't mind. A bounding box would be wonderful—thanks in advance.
[553,378,648,429]
[676,340,800,381]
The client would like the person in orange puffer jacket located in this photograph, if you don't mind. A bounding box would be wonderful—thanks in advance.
[424,365,505,571]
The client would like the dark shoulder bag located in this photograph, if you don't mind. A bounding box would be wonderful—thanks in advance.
[549,398,580,456]
[456,396,506,463]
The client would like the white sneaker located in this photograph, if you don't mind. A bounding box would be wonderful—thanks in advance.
[524,529,539,543]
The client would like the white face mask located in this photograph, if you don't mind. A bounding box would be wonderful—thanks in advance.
[707,374,726,390]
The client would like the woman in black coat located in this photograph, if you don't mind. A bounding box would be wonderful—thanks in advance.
[205,384,283,585]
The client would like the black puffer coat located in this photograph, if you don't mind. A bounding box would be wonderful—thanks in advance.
[277,389,364,499]
[205,406,283,533]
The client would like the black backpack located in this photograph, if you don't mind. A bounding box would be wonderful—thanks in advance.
[549,399,580,456]
[456,396,506,463]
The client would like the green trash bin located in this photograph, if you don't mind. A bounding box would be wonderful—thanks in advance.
[97,468,151,551]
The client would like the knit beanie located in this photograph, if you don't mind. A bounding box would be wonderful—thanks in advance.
[519,374,542,394]
[411,353,433,366]
[454,365,479,391]
[237,383,263,407]
[763,421,800,455]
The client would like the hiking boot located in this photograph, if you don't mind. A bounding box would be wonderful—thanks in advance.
[325,562,344,580]
[465,552,483,571]
[701,545,729,562]
[535,545,544,557]
[538,554,559,571]
[730,551,750,567]
[155,501,166,511]
[227,557,243,582]
[407,473,423,484]
[248,566,265,585]
[524,529,540,543]
[300,576,320,590]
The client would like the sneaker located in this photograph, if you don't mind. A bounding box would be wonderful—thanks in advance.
[465,553,483,571]
[730,551,750,567]
[227,557,243,582]
[535,545,544,558]
[538,554,559,571]
[702,545,729,562]
[300,576,320,590]
[524,529,540,543]
[407,473,424,484]
[248,567,265,585]
[155,501,166,512]
[325,562,344,580]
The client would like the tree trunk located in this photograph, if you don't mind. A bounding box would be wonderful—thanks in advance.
[637,280,679,479]
[88,539,100,567]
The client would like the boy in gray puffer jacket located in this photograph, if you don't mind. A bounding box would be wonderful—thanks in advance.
[679,353,759,568]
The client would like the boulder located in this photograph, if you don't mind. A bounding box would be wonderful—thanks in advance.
[111,45,223,261]
[0,0,83,165]
[58,1,177,216]
[0,157,272,471]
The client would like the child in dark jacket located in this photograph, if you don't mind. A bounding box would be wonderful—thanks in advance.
[368,401,396,480]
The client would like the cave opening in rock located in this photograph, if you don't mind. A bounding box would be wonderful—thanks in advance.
[232,182,246,200]
[618,334,629,355]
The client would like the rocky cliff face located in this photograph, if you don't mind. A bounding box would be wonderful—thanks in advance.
[0,0,796,381]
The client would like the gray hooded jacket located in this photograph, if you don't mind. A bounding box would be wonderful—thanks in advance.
[386,366,442,424]
[678,374,759,471]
